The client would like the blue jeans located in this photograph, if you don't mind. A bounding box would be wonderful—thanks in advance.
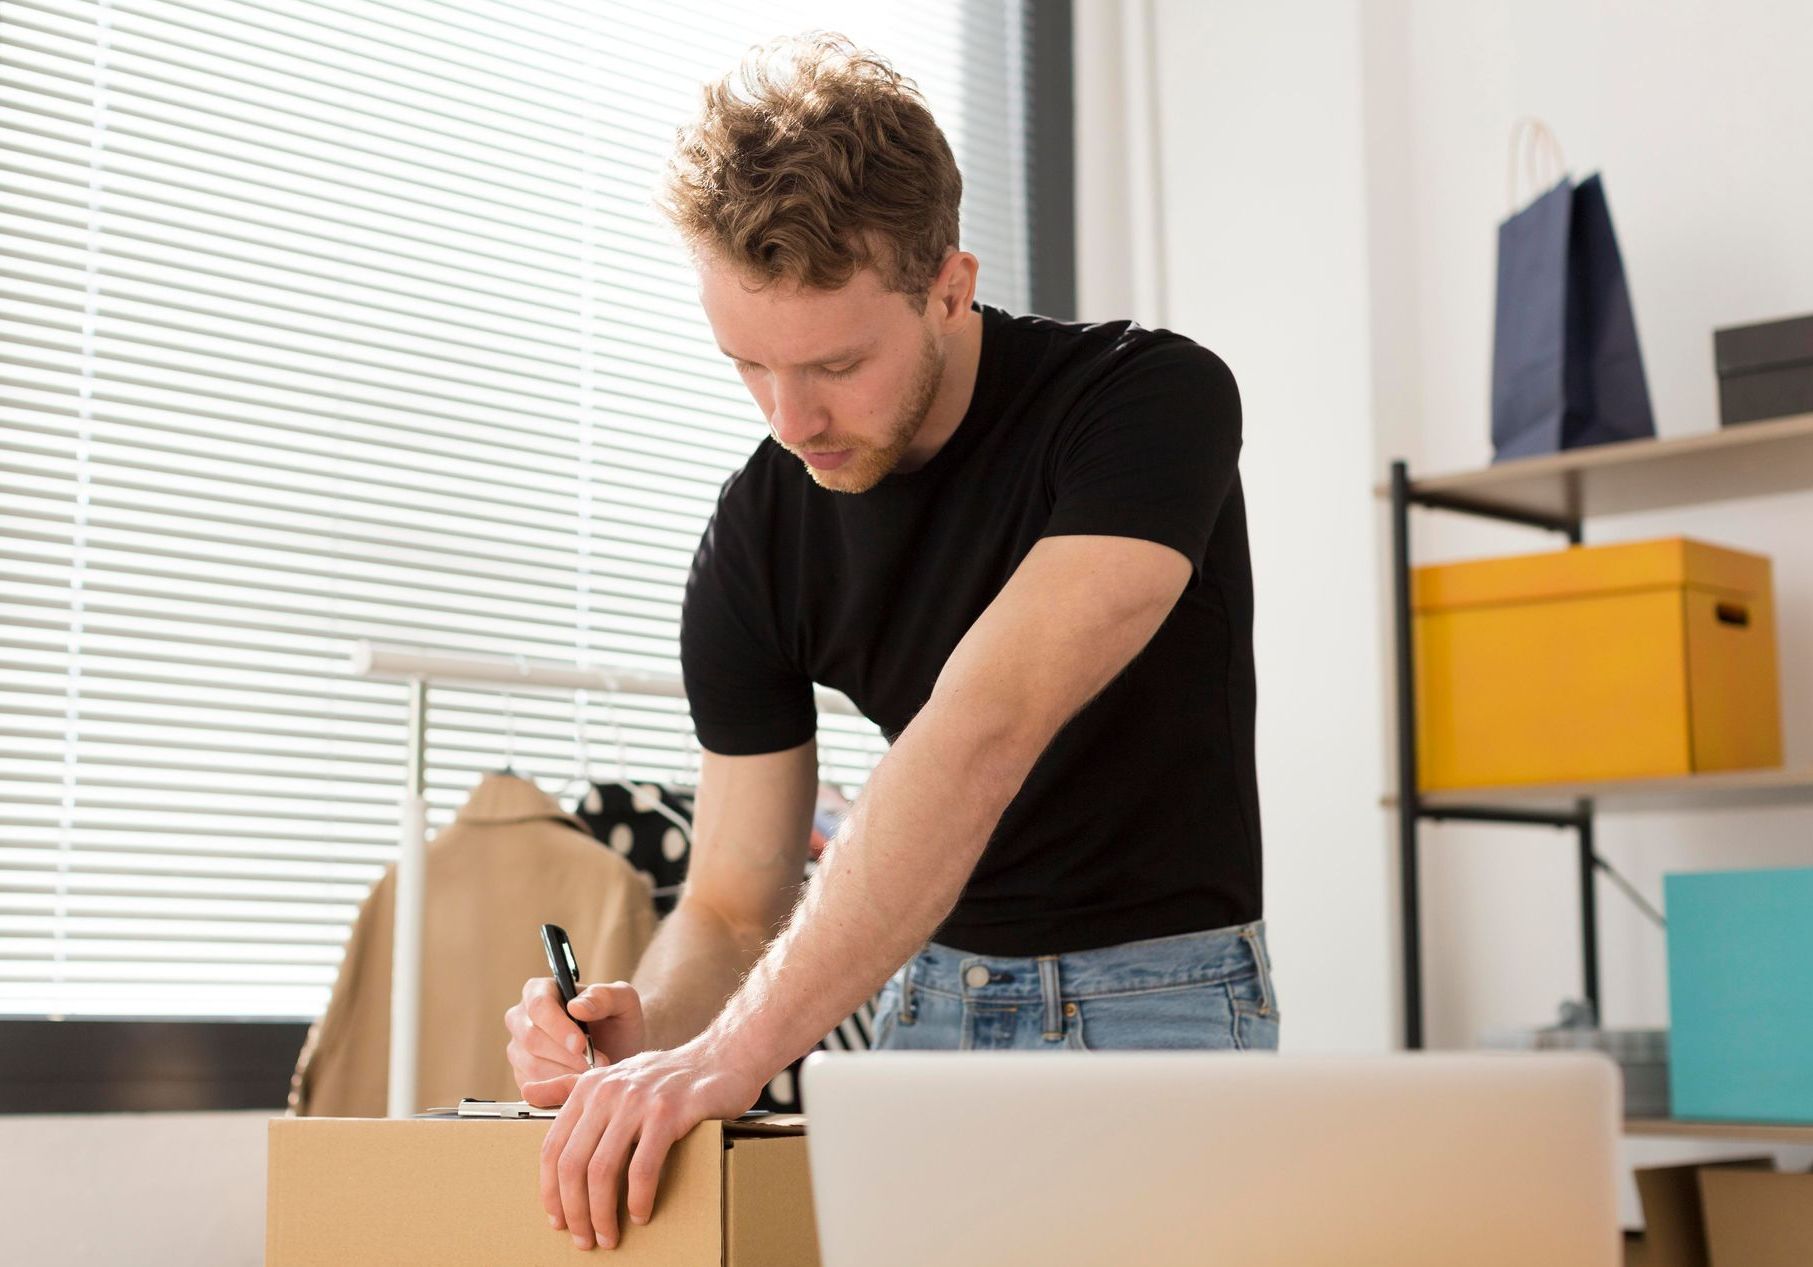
[869,921,1280,1051]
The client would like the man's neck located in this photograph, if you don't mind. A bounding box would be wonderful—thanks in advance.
[897,306,984,473]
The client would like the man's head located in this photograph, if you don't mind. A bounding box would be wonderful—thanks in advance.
[657,32,977,493]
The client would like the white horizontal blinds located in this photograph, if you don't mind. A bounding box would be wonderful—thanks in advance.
[2,0,104,1011]
[4,0,607,1019]
[0,0,1032,1019]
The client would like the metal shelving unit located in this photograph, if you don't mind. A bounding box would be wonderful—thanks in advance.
[1381,412,1813,1055]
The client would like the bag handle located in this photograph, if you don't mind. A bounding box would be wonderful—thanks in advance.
[1508,117,1568,214]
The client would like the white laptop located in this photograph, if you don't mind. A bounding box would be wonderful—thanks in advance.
[800,1051,1620,1267]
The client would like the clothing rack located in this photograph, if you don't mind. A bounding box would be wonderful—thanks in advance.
[349,640,858,1117]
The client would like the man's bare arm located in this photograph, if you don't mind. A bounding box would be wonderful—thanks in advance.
[631,739,818,1051]
[702,533,1194,1080]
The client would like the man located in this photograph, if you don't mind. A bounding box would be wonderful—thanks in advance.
[501,33,1273,1252]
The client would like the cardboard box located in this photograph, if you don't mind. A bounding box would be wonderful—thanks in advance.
[1699,1167,1813,1267]
[1623,1159,1771,1267]
[1667,867,1813,1124]
[1412,537,1781,790]
[268,1114,818,1265]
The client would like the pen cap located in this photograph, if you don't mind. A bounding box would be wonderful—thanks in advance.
[540,923,582,1004]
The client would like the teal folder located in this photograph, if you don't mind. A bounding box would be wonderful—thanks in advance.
[1666,867,1813,1124]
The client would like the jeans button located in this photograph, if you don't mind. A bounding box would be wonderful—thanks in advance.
[964,964,991,989]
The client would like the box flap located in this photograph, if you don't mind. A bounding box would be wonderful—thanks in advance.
[725,1113,807,1139]
[724,1128,820,1266]
[1699,1168,1813,1267]
[1627,1158,1773,1267]
[1715,314,1813,375]
[1413,538,1770,612]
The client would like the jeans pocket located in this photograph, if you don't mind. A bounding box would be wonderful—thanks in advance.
[1230,999,1280,1051]
[1069,981,1242,1052]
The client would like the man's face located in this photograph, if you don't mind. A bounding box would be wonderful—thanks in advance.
[696,251,947,493]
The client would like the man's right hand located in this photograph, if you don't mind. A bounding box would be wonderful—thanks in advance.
[504,978,647,1104]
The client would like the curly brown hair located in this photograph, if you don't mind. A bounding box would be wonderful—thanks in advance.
[656,31,963,311]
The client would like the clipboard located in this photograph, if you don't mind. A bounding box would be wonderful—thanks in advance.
[415,1100,784,1123]
[412,1098,557,1119]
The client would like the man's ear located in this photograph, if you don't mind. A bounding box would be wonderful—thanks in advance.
[930,248,978,326]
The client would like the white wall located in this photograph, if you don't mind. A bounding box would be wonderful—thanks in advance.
[0,1112,271,1266]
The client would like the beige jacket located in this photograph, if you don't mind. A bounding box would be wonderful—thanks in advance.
[289,772,657,1116]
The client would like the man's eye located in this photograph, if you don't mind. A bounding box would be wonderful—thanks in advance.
[822,363,859,379]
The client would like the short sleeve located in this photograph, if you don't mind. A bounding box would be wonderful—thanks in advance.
[1040,338,1242,587]
[680,496,818,756]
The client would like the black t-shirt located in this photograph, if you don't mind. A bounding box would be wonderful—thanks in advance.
[680,302,1260,956]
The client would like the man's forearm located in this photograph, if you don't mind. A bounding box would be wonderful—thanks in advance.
[631,897,776,1051]
[698,695,1036,1080]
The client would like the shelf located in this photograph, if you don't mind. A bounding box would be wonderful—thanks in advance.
[1381,419,1813,1050]
[1626,1118,1813,1144]
[1374,412,1813,521]
[1384,767,1813,816]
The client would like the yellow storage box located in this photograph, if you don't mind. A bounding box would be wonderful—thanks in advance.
[1413,537,1781,791]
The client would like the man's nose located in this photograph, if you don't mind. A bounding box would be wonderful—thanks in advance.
[768,378,825,447]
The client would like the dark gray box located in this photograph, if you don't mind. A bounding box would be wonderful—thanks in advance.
[1715,313,1813,427]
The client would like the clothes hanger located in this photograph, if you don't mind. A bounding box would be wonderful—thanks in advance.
[678,726,701,791]
[574,679,695,848]
[552,687,596,809]
[490,684,524,780]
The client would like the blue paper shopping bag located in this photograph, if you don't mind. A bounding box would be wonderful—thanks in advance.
[1490,171,1656,463]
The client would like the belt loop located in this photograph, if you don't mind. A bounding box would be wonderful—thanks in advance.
[1242,923,1275,1015]
[1037,955,1062,1040]
[899,953,919,1025]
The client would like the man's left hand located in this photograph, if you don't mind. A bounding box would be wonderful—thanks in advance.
[525,1037,768,1251]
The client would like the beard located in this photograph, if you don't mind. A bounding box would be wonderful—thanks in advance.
[789,328,946,494]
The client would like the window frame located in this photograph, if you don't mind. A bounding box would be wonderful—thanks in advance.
[0,1018,311,1113]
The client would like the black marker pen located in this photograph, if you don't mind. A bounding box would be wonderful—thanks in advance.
[539,923,595,1070]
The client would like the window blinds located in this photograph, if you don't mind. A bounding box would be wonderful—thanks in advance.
[0,0,1035,1018]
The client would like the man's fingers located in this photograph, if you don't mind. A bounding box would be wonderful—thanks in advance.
[523,1072,580,1109]
[568,981,637,1021]
[527,987,588,1043]
[508,1007,586,1070]
[534,1024,589,1069]
[585,1113,641,1251]
[557,1093,614,1249]
[625,1118,678,1227]
[538,1086,584,1229]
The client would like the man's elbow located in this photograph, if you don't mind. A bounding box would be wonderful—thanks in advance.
[917,680,1063,803]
